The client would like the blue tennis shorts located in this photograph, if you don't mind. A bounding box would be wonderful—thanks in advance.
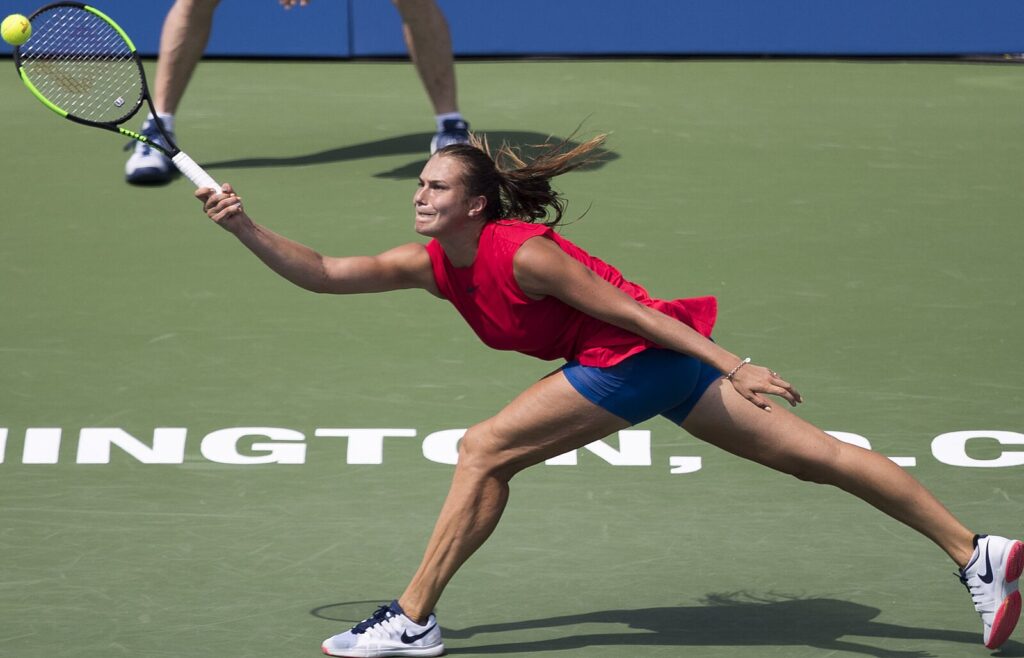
[562,348,721,425]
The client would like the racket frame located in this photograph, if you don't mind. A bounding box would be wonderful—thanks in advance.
[13,2,220,191]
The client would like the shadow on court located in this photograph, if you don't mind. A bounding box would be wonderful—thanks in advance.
[199,131,620,180]
[312,592,1024,658]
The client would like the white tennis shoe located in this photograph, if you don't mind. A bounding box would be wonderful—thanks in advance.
[125,117,175,185]
[430,118,470,154]
[958,534,1023,649]
[321,600,444,657]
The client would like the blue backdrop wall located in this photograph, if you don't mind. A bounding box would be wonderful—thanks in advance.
[3,0,1023,57]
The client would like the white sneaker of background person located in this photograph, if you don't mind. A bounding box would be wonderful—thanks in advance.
[959,534,1024,649]
[321,600,444,658]
[125,113,175,185]
[429,112,470,154]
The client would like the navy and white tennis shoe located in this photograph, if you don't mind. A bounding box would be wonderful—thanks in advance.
[125,116,175,185]
[959,534,1023,649]
[321,600,444,657]
[430,118,470,154]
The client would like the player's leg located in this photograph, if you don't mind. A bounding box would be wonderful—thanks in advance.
[399,369,630,617]
[682,378,1022,649]
[321,370,630,657]
[126,0,219,184]
[683,377,975,563]
[391,0,470,152]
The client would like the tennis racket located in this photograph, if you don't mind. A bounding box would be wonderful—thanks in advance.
[12,2,221,192]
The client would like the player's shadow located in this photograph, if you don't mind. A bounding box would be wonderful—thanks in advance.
[200,131,619,180]
[311,592,1024,658]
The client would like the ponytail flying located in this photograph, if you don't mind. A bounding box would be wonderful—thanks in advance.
[437,132,608,227]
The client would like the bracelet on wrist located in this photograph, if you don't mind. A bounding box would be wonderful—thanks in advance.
[725,357,751,381]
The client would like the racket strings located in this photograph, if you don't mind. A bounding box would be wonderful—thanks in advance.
[19,6,143,124]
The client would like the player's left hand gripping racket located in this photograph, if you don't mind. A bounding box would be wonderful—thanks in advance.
[12,2,221,192]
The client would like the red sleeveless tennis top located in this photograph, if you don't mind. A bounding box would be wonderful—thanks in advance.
[425,219,717,367]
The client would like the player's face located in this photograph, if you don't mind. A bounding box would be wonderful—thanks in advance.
[413,155,485,237]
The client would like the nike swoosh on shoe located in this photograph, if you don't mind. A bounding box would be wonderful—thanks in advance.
[401,624,437,644]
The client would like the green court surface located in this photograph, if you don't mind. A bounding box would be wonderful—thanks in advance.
[1,58,1023,657]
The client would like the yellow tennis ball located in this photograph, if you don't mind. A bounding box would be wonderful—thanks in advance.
[2,14,32,46]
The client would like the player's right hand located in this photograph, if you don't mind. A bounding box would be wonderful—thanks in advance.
[197,183,249,232]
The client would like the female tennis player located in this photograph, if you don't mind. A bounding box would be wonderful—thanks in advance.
[197,135,1021,657]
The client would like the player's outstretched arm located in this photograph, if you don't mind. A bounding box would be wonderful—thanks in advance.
[196,184,436,295]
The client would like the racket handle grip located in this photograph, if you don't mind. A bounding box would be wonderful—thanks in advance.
[172,152,222,194]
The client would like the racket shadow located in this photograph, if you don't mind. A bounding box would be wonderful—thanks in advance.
[199,131,620,180]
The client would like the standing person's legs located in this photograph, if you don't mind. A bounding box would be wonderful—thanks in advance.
[153,0,221,115]
[391,0,470,152]
[126,0,219,184]
[391,0,457,115]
